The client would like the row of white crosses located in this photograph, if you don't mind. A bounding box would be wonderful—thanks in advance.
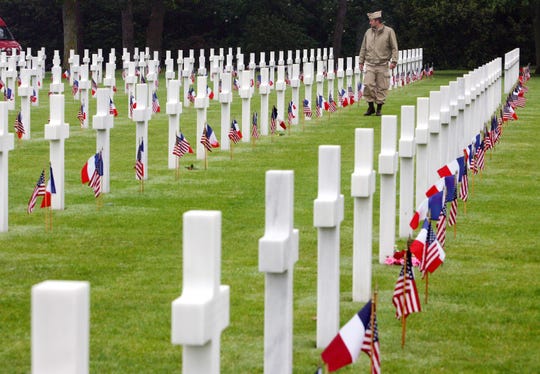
[26,55,512,373]
[393,48,424,89]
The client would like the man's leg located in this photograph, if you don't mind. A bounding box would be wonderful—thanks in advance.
[363,69,376,116]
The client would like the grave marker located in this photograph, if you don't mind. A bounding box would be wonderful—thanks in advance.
[44,94,70,210]
[92,88,114,193]
[18,69,33,139]
[303,62,313,121]
[290,64,300,126]
[0,102,14,232]
[166,79,182,168]
[194,75,209,159]
[351,128,376,301]
[399,105,416,238]
[415,97,430,207]
[132,83,150,179]
[78,64,91,128]
[258,67,270,136]
[32,280,89,374]
[259,170,299,374]
[239,70,253,142]
[314,145,344,348]
[379,115,398,263]
[171,210,230,374]
[428,90,442,184]
[219,72,233,150]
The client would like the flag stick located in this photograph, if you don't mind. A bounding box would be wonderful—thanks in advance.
[453,223,457,239]
[425,272,429,305]
[204,148,208,170]
[370,289,378,373]
[175,157,180,180]
[401,257,408,349]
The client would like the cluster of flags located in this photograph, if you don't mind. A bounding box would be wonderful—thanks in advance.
[320,67,529,373]
[27,165,56,213]
[392,63,434,87]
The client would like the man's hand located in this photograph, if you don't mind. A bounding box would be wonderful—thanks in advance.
[359,63,364,71]
[390,62,397,70]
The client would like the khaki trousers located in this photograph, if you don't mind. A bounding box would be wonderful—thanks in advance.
[363,64,391,104]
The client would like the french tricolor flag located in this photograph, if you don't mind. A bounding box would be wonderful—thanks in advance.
[425,178,445,197]
[410,198,429,230]
[40,165,56,208]
[321,301,372,372]
[410,219,429,260]
[81,154,97,184]
[437,159,460,177]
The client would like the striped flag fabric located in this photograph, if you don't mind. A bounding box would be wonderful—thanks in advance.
[109,98,118,117]
[287,101,296,124]
[173,132,193,157]
[152,91,161,113]
[321,301,380,373]
[436,204,447,249]
[135,140,144,180]
[251,112,259,139]
[14,111,25,139]
[392,251,421,318]
[27,169,46,213]
[270,106,278,134]
[129,94,136,117]
[360,309,381,374]
[201,123,219,151]
[421,219,446,275]
[228,119,242,144]
[303,99,312,118]
[72,79,79,96]
[77,104,86,126]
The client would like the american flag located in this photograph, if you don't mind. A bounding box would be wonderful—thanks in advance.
[228,120,242,143]
[392,251,421,318]
[152,91,161,113]
[77,104,86,126]
[251,112,260,139]
[129,95,136,117]
[14,111,25,139]
[436,205,447,249]
[357,82,364,100]
[71,79,79,96]
[4,87,14,101]
[270,106,278,134]
[475,143,485,172]
[27,169,46,214]
[200,127,212,151]
[421,221,445,275]
[360,302,381,374]
[302,99,312,118]
[135,140,144,180]
[315,94,323,118]
[447,178,458,226]
[109,98,118,117]
[187,87,195,103]
[327,93,337,112]
[287,101,295,124]
[173,132,193,157]
[90,151,104,197]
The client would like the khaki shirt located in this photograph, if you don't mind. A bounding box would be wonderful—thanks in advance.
[359,24,398,66]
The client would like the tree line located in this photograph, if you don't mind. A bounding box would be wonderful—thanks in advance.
[1,0,537,71]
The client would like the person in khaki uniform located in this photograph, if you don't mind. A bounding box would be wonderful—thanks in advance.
[358,10,398,116]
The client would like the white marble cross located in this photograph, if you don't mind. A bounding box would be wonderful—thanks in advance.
[44,94,70,210]
[326,57,335,103]
[17,69,33,139]
[351,128,376,302]
[275,65,286,128]
[78,64,91,128]
[31,280,90,374]
[92,88,114,193]
[219,72,233,150]
[378,115,398,263]
[132,83,150,179]
[399,105,416,238]
[238,70,252,142]
[0,102,14,232]
[171,210,230,374]
[314,146,344,348]
[290,64,300,125]
[50,51,64,95]
[303,62,314,121]
[166,79,182,169]
[258,67,270,136]
[415,97,430,208]
[259,170,299,374]
[428,90,442,184]
[194,75,209,159]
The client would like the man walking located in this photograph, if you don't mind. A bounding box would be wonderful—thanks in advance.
[358,10,398,116]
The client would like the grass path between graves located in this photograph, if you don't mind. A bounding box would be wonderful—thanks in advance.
[1,70,539,373]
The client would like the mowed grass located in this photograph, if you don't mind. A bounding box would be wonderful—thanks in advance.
[0,67,539,373]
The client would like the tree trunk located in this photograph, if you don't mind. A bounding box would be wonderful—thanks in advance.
[62,0,78,70]
[332,0,347,59]
[145,0,165,58]
[121,0,135,54]
[534,0,540,74]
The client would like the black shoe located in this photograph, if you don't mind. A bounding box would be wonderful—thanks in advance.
[375,103,383,116]
[364,102,375,116]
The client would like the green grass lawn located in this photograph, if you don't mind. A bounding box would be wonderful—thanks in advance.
[1,68,539,373]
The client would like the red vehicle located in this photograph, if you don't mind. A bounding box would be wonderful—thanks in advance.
[0,17,21,55]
